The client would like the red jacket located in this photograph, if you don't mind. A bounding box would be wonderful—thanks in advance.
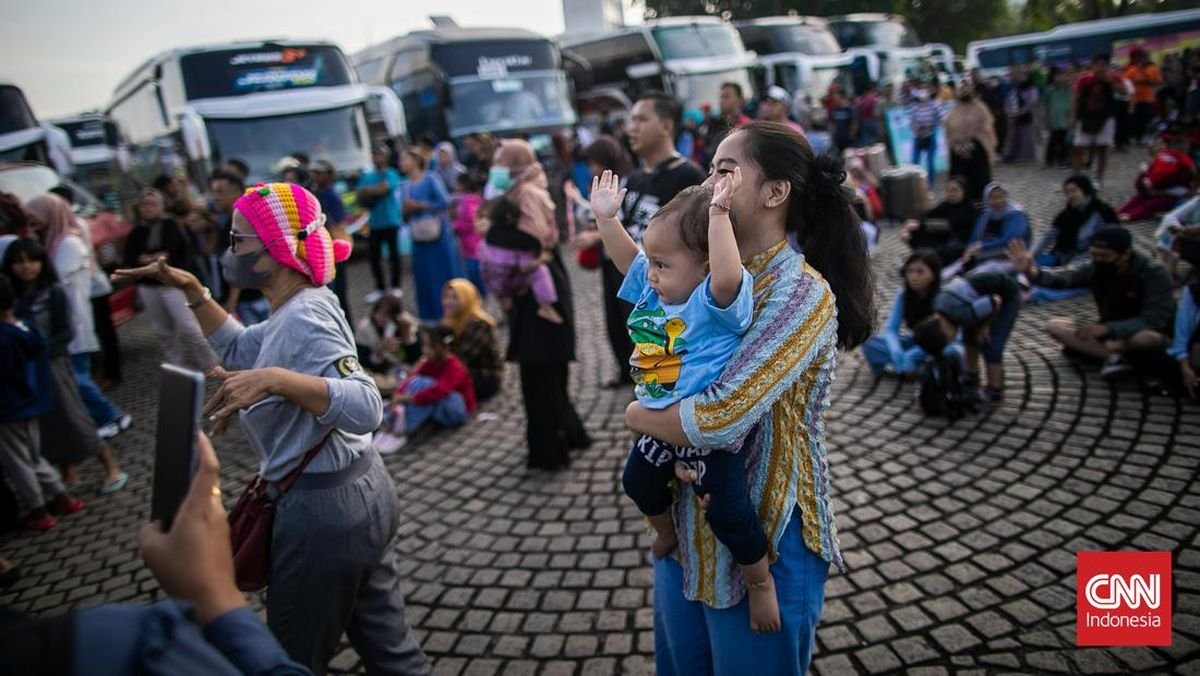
[1144,149,1196,192]
[400,354,477,414]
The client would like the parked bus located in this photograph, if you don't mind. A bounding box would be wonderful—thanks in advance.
[45,112,135,213]
[966,8,1200,78]
[354,26,577,149]
[735,17,880,102]
[0,82,74,175]
[827,14,953,86]
[564,17,757,115]
[106,39,405,185]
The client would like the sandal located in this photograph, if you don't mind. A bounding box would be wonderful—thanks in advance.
[99,472,129,495]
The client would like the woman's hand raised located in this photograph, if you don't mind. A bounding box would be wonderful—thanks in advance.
[112,256,198,291]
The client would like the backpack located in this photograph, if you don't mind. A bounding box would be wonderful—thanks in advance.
[918,355,973,420]
[1078,76,1115,134]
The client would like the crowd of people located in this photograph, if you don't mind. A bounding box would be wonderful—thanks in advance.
[0,40,1198,675]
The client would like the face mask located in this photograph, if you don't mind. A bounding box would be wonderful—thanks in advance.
[221,249,272,290]
[487,166,512,193]
[1093,260,1118,275]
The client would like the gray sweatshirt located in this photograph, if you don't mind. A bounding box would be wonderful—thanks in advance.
[209,287,383,482]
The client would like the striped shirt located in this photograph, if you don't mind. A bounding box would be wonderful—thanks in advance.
[677,240,843,609]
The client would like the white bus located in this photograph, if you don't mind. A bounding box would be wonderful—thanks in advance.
[735,17,881,102]
[966,8,1200,78]
[827,14,954,86]
[355,26,577,147]
[564,17,757,114]
[106,39,405,185]
[1,82,74,175]
[45,112,135,212]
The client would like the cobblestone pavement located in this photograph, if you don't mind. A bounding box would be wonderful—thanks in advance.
[2,151,1198,675]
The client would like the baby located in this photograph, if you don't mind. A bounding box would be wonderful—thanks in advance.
[479,197,564,324]
[590,169,780,633]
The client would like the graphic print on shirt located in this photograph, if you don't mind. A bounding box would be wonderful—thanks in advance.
[621,191,662,243]
[627,304,687,400]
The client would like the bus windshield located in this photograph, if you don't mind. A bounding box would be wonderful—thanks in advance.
[833,20,921,49]
[204,105,366,181]
[673,67,754,111]
[764,26,842,56]
[0,85,38,135]
[56,119,121,149]
[446,72,575,137]
[180,45,354,100]
[652,24,746,60]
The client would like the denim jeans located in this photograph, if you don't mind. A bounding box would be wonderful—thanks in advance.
[237,297,272,326]
[862,334,964,376]
[913,134,937,187]
[653,510,828,675]
[404,375,469,432]
[69,352,121,426]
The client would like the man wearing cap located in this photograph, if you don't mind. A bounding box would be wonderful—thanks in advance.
[1007,227,1175,379]
[358,144,404,304]
[914,271,1022,402]
[758,85,806,135]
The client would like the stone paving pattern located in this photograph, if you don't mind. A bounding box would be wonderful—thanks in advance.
[1,152,1198,675]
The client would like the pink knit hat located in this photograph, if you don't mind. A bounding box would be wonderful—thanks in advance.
[233,182,351,286]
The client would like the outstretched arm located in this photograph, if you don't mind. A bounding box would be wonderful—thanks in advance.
[708,166,743,309]
[589,170,639,275]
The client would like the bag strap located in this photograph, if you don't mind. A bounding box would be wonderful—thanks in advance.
[275,430,335,495]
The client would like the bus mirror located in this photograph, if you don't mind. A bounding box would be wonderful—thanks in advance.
[626,62,662,80]
[177,110,212,163]
[368,87,407,140]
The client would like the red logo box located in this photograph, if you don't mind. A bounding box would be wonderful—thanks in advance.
[1077,551,1172,646]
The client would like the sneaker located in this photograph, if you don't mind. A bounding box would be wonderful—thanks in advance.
[117,413,133,433]
[97,421,120,439]
[24,513,57,532]
[1092,179,1102,192]
[365,289,385,305]
[49,494,85,516]
[1100,353,1133,379]
[981,386,1005,402]
[372,431,407,455]
[99,472,129,495]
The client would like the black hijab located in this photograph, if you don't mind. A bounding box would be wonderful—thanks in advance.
[924,177,979,242]
[1052,175,1118,254]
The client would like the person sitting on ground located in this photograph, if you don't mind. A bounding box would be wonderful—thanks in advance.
[0,273,86,531]
[862,249,963,378]
[1008,227,1176,379]
[354,292,419,389]
[0,432,313,675]
[1170,279,1200,399]
[479,141,564,324]
[2,239,127,494]
[952,181,1030,277]
[1154,195,1200,283]
[373,325,475,454]
[1117,131,1197,222]
[591,169,781,634]
[913,270,1022,402]
[440,278,501,402]
[900,176,979,265]
[1028,175,1120,304]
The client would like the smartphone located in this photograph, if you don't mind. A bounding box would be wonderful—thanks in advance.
[151,364,205,530]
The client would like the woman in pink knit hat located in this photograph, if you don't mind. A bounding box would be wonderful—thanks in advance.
[114,182,430,675]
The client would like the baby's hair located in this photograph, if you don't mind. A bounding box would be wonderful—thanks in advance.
[423,324,456,348]
[649,185,725,260]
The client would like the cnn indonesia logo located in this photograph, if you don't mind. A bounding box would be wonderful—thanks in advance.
[1077,551,1172,646]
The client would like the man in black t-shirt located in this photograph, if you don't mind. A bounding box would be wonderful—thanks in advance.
[601,93,706,388]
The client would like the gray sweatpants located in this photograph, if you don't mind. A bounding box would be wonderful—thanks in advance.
[0,418,64,515]
[268,453,430,676]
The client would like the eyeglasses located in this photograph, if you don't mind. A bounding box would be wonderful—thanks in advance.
[229,231,261,254]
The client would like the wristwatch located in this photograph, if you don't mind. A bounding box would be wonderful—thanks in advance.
[186,286,212,309]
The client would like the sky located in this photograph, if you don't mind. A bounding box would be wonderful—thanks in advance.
[0,0,638,120]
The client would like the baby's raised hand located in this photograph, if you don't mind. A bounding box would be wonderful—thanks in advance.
[590,170,627,220]
[711,166,742,210]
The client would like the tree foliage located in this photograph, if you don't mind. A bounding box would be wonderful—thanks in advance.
[636,0,1190,52]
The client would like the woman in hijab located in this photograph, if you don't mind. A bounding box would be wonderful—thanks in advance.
[400,148,464,320]
[1028,175,1120,303]
[440,278,501,401]
[433,142,466,192]
[1002,74,1039,163]
[944,83,998,203]
[482,139,589,470]
[901,176,980,265]
[952,182,1030,277]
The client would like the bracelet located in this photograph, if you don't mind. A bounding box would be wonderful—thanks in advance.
[186,286,212,309]
[747,577,770,591]
[709,201,731,211]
